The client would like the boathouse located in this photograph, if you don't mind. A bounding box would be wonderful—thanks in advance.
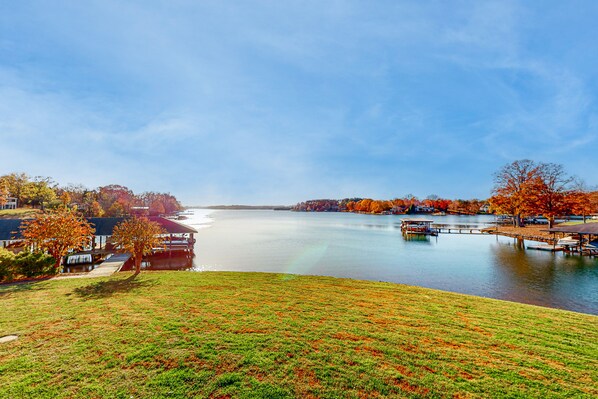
[548,223,598,255]
[0,217,198,254]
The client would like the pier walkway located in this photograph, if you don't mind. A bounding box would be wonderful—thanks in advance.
[55,253,131,280]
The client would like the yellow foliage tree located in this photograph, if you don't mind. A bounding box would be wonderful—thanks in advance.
[111,217,166,274]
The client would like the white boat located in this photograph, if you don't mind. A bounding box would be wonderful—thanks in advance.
[557,236,581,247]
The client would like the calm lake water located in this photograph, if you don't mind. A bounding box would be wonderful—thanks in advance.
[182,209,598,315]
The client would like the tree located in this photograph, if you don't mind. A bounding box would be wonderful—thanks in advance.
[533,163,575,228]
[489,160,540,227]
[98,185,134,215]
[0,172,29,205]
[111,217,166,274]
[21,208,95,271]
[0,180,9,207]
[60,191,72,207]
[89,200,105,217]
[569,183,598,222]
[23,176,57,210]
[149,200,166,215]
[106,201,127,217]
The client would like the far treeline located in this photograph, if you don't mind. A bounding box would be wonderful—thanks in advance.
[293,160,598,228]
[0,172,183,217]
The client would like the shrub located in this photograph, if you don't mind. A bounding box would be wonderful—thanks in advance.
[13,251,57,278]
[0,247,16,282]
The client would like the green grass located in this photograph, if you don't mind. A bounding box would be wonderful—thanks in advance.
[0,208,40,219]
[1,272,597,398]
[558,219,598,226]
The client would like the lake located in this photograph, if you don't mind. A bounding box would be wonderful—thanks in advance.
[179,209,598,315]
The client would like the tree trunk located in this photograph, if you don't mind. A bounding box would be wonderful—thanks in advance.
[54,257,62,273]
[514,214,521,227]
[548,217,554,228]
[135,255,142,274]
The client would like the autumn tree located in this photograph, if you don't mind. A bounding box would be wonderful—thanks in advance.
[533,163,576,228]
[0,172,29,205]
[107,201,127,217]
[98,185,134,216]
[489,160,540,227]
[60,191,72,207]
[345,201,355,212]
[111,217,166,274]
[0,179,9,207]
[89,200,105,217]
[149,200,166,215]
[21,208,95,272]
[23,176,57,210]
[568,183,598,222]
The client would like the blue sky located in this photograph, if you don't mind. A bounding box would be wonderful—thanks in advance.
[1,1,597,205]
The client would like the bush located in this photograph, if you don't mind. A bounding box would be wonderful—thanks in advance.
[13,251,57,278]
[0,247,16,282]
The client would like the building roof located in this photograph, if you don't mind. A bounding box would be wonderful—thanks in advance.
[148,217,198,234]
[88,217,126,236]
[0,217,197,241]
[0,219,24,240]
[548,223,598,235]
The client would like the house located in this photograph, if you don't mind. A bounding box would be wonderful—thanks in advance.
[0,197,18,210]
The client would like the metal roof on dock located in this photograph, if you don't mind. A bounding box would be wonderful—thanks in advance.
[548,223,598,235]
[0,219,24,240]
[0,217,198,241]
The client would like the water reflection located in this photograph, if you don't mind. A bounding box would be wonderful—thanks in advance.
[402,234,435,244]
[62,264,98,273]
[120,253,195,272]
[490,238,598,313]
[182,210,598,314]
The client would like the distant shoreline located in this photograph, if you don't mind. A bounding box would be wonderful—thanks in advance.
[186,205,292,210]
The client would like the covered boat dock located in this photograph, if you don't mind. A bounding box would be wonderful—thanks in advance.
[0,217,198,255]
[548,223,598,256]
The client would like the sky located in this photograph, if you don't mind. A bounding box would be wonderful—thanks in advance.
[1,1,597,205]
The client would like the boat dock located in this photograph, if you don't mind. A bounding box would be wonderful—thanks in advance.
[433,224,487,235]
[87,253,131,277]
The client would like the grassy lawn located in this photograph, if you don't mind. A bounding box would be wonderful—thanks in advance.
[0,208,40,219]
[1,272,596,398]
[558,220,598,226]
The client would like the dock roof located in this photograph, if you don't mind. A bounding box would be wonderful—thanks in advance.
[401,218,434,223]
[548,223,598,235]
[0,217,197,241]
[0,219,24,240]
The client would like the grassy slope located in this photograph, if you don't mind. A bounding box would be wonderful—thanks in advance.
[0,272,596,399]
[0,208,40,219]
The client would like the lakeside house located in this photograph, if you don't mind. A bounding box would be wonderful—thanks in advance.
[0,217,198,259]
[0,197,18,210]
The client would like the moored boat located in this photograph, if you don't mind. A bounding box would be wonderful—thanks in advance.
[400,219,438,236]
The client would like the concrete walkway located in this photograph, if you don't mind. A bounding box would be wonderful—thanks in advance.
[55,253,131,279]
[87,253,131,277]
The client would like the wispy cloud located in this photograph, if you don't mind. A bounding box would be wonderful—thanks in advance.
[0,1,597,203]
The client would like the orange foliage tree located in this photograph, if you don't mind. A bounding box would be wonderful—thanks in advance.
[489,160,540,226]
[21,208,95,272]
[111,217,166,274]
[569,189,598,222]
[533,163,576,228]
